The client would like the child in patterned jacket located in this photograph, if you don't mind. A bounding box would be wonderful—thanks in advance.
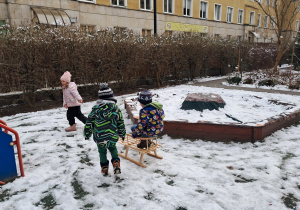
[84,83,126,176]
[61,71,87,132]
[131,90,165,148]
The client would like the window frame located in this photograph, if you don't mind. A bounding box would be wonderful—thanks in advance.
[214,3,222,22]
[249,11,255,25]
[271,16,275,29]
[183,0,192,17]
[75,0,96,3]
[200,0,208,19]
[257,13,261,27]
[163,0,174,14]
[227,6,234,23]
[264,15,269,28]
[140,0,152,11]
[111,0,127,7]
[238,9,244,24]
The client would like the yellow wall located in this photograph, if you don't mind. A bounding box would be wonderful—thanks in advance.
[95,0,300,29]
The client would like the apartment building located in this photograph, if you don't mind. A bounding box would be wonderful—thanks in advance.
[0,0,299,42]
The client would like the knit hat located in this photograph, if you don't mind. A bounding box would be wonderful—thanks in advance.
[98,83,114,99]
[138,90,152,105]
[60,71,72,83]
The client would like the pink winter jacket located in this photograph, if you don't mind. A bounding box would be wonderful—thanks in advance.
[62,82,82,107]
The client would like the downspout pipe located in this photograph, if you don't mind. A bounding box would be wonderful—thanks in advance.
[5,0,11,25]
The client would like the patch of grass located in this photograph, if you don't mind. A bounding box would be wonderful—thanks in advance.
[23,139,38,144]
[114,176,124,183]
[35,193,57,210]
[0,189,10,202]
[233,174,257,183]
[57,143,72,149]
[77,144,84,148]
[282,193,299,209]
[71,178,89,200]
[166,180,175,186]
[84,203,94,209]
[18,123,35,127]
[0,189,27,202]
[144,192,154,200]
[98,183,111,188]
[79,152,93,166]
[280,153,296,169]
[227,76,242,85]
[66,134,75,137]
[154,169,165,176]
[194,155,201,158]
[176,207,188,210]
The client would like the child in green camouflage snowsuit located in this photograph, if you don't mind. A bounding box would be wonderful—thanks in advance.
[84,83,126,176]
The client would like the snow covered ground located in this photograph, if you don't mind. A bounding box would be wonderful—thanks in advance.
[1,87,300,210]
[127,85,300,125]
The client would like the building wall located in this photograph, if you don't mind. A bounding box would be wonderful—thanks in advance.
[0,0,299,42]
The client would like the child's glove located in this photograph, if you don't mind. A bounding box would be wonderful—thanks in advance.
[85,137,89,140]
[122,136,125,141]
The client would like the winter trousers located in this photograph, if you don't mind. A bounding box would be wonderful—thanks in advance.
[67,106,87,126]
[97,141,119,165]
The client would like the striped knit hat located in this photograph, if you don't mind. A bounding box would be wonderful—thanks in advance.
[138,90,152,105]
[98,83,114,99]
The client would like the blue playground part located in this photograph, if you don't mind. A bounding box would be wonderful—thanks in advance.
[0,127,18,182]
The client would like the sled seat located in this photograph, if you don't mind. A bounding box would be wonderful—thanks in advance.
[117,134,162,168]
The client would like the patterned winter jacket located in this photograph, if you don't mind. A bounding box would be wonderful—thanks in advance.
[132,102,165,138]
[62,82,82,107]
[84,100,126,143]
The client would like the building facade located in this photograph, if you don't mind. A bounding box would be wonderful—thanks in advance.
[0,0,299,42]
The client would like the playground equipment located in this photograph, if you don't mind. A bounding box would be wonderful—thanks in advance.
[0,119,25,184]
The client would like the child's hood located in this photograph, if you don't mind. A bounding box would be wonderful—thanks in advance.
[145,102,163,110]
[92,102,118,120]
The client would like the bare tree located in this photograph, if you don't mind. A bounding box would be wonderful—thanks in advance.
[254,0,299,73]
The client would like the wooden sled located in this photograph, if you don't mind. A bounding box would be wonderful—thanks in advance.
[118,134,163,168]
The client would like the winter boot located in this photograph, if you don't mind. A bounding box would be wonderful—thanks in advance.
[65,123,77,132]
[100,161,109,176]
[111,158,121,174]
[137,140,151,149]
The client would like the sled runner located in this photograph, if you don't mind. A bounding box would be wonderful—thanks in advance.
[118,134,163,168]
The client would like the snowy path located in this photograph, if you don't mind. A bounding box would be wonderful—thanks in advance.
[1,94,300,210]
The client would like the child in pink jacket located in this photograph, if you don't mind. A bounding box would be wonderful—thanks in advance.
[61,71,87,132]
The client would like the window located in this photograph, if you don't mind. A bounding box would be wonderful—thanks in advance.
[214,34,220,39]
[75,0,95,3]
[112,0,126,7]
[80,25,95,33]
[296,20,299,31]
[271,16,275,29]
[238,9,244,24]
[142,29,151,38]
[250,11,255,25]
[264,15,269,28]
[266,0,270,6]
[273,0,277,7]
[271,38,274,43]
[214,4,222,21]
[264,37,267,43]
[257,13,261,27]
[164,30,173,37]
[140,0,151,10]
[237,36,242,42]
[164,0,173,13]
[183,0,192,16]
[200,1,208,19]
[227,7,233,23]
